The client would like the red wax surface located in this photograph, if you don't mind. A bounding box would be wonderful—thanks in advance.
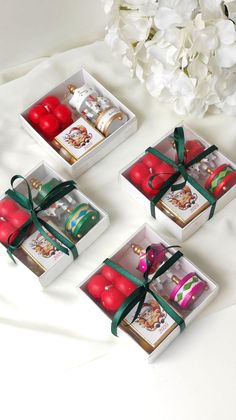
[41,96,60,112]
[156,162,175,175]
[8,209,30,228]
[39,114,60,136]
[114,275,137,297]
[101,287,126,312]
[28,105,48,125]
[149,175,164,190]
[129,163,150,186]
[142,153,162,169]
[0,198,19,218]
[101,265,119,283]
[87,274,111,299]
[141,176,160,197]
[53,104,72,125]
[0,221,17,244]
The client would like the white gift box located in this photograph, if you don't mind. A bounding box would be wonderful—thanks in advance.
[20,68,137,177]
[120,125,236,241]
[0,162,109,287]
[79,224,218,362]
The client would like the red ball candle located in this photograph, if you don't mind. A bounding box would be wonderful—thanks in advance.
[0,198,19,218]
[60,120,74,131]
[8,209,30,228]
[101,286,126,312]
[114,275,136,297]
[87,274,111,299]
[141,175,160,197]
[129,163,150,186]
[184,140,205,164]
[149,175,164,190]
[53,104,72,125]
[142,153,162,169]
[39,114,60,137]
[101,265,119,283]
[155,162,175,182]
[0,221,18,245]
[41,96,60,112]
[28,105,48,125]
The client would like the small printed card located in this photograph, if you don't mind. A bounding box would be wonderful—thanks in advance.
[158,178,210,226]
[55,116,104,161]
[123,293,177,353]
[21,229,64,273]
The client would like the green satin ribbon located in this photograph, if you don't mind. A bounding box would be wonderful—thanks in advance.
[5,175,78,261]
[104,249,185,336]
[146,126,218,220]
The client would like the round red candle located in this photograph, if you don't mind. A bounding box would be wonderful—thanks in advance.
[0,221,18,245]
[184,140,205,164]
[114,275,136,297]
[53,104,72,125]
[129,163,150,186]
[39,114,60,137]
[87,274,111,299]
[41,96,60,112]
[101,286,126,312]
[101,265,119,283]
[142,153,162,169]
[154,162,175,182]
[28,105,48,125]
[149,175,164,190]
[8,209,30,228]
[0,198,19,218]
[141,176,160,197]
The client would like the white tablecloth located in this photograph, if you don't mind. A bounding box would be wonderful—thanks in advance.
[0,41,235,420]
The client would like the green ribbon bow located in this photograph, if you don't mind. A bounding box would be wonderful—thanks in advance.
[5,175,78,261]
[147,126,218,220]
[104,247,185,336]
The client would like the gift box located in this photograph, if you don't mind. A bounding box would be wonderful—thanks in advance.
[79,224,218,362]
[120,125,236,241]
[0,162,109,287]
[20,68,137,177]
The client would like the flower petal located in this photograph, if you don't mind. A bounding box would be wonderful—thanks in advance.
[216,20,236,45]
[216,44,236,67]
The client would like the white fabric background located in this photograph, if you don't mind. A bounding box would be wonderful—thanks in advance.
[0,41,236,419]
[0,0,107,73]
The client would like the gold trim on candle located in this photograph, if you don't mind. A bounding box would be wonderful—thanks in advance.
[94,106,113,128]
[104,112,124,137]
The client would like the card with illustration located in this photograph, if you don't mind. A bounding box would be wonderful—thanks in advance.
[21,229,64,272]
[55,116,104,161]
[159,179,209,226]
[122,293,177,352]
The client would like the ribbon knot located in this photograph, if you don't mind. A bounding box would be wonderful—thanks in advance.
[104,248,185,336]
[143,281,150,292]
[146,126,218,220]
[172,162,189,191]
[177,162,185,171]
[4,175,78,261]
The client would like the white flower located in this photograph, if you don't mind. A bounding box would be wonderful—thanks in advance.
[225,1,236,22]
[105,23,129,56]
[121,15,152,42]
[192,25,219,53]
[154,0,198,29]
[123,0,159,15]
[199,0,225,20]
[103,0,236,116]
[215,20,236,67]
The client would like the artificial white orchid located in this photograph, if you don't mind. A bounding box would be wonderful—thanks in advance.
[103,0,236,116]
